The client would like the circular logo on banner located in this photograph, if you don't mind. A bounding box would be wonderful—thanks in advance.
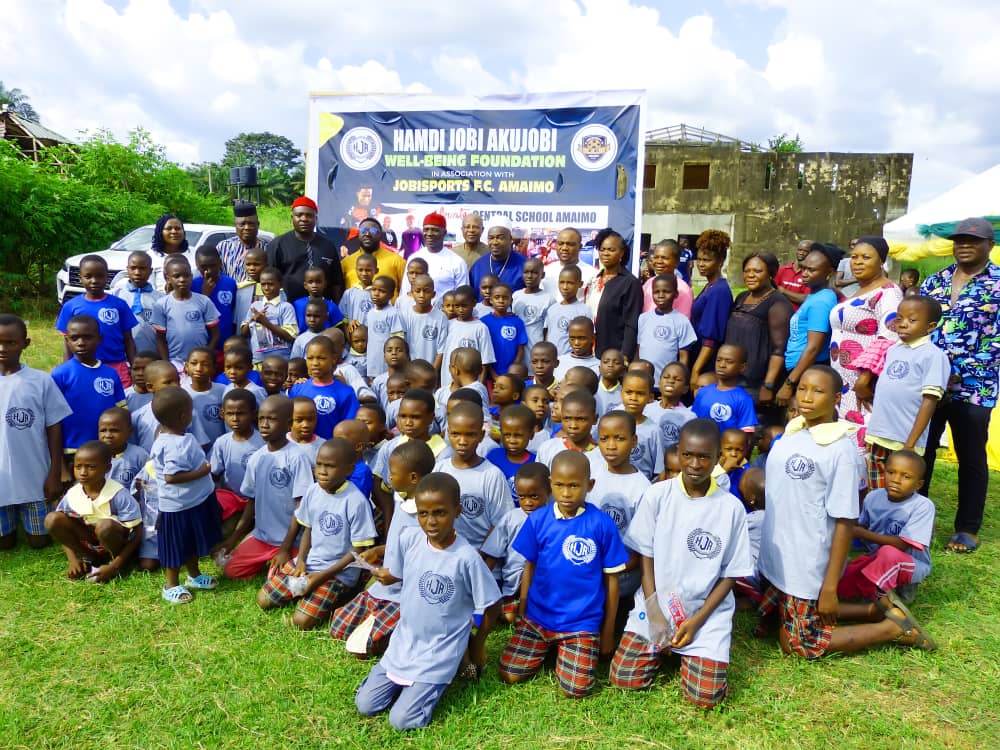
[340,127,383,171]
[418,571,455,605]
[94,377,115,397]
[314,395,337,414]
[562,534,597,565]
[571,124,618,172]
[217,290,233,305]
[687,528,723,559]
[318,510,343,536]
[785,453,816,480]
[460,494,484,518]
[98,307,119,325]
[887,360,910,380]
[6,407,36,430]
[268,467,292,489]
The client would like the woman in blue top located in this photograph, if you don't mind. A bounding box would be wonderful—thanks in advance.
[689,230,734,389]
[775,243,842,407]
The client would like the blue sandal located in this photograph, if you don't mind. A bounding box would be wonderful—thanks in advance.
[162,585,193,604]
[185,574,219,590]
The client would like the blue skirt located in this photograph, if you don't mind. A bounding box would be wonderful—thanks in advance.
[157,493,222,569]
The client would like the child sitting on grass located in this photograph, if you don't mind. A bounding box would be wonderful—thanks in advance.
[499,450,628,698]
[611,418,752,708]
[257,438,376,630]
[99,407,149,490]
[482,462,550,624]
[330,440,436,657]
[355,473,501,731]
[838,450,934,604]
[45,440,142,582]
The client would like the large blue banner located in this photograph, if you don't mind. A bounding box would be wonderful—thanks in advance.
[306,91,646,270]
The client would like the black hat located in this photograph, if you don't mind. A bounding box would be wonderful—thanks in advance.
[948,217,995,241]
[233,200,258,218]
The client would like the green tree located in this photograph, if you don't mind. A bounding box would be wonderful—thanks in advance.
[0,81,40,123]
[767,133,804,153]
[222,132,302,174]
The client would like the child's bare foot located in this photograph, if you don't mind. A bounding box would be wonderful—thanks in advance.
[66,558,89,580]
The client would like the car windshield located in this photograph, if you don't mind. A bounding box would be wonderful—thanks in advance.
[110,226,205,252]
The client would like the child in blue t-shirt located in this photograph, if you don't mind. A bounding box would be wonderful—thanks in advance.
[209,388,264,531]
[151,256,221,369]
[183,347,227,450]
[692,343,757,435]
[52,315,128,460]
[292,266,345,334]
[0,314,73,550]
[362,276,405,380]
[486,404,537,502]
[192,246,238,348]
[499,450,629,698]
[288,337,361,440]
[355,472,502,731]
[290,299,328,360]
[56,255,138,387]
[481,282,529,380]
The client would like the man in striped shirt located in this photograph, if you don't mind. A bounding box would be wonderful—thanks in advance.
[218,201,267,284]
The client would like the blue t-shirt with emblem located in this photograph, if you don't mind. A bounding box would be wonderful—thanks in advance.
[291,296,344,334]
[513,502,629,633]
[51,359,127,450]
[150,292,220,363]
[485,447,536,504]
[56,294,139,363]
[109,443,149,489]
[209,430,265,495]
[692,384,757,433]
[192,274,238,344]
[240,442,314,545]
[288,379,361,440]
[184,382,227,449]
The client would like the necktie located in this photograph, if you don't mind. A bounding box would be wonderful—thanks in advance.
[130,284,152,315]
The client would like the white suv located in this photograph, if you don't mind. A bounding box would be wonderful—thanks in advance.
[56,223,275,304]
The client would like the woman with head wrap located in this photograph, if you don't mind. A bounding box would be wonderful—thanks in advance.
[775,242,842,407]
[827,236,902,440]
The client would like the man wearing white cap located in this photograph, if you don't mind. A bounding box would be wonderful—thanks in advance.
[469,215,526,300]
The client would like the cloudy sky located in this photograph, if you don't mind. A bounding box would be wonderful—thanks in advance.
[4,0,998,207]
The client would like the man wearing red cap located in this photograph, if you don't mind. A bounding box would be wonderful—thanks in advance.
[267,196,345,302]
[400,212,468,297]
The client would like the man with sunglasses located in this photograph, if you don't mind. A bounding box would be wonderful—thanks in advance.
[341,218,405,297]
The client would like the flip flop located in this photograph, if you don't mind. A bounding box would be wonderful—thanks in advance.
[162,585,193,604]
[880,590,937,651]
[184,574,218,590]
[946,532,979,554]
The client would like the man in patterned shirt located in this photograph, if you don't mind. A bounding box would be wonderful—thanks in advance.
[217,201,266,284]
[920,217,1000,554]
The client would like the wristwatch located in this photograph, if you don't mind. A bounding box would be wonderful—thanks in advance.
[784,378,798,389]
[762,382,776,391]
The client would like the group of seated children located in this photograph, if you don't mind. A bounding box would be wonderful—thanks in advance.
[0,265,949,730]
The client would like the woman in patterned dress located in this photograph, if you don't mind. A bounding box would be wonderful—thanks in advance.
[828,237,902,438]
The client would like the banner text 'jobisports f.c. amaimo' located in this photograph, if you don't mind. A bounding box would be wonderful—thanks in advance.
[305,91,646,271]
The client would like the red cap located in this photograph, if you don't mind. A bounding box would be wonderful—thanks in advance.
[422,212,447,229]
[291,196,318,211]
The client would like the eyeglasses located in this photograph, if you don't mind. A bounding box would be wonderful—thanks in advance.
[359,226,381,236]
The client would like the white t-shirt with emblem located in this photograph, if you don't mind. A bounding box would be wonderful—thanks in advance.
[644,402,697,450]
[184,382,227,449]
[378,526,501,685]
[109,444,150,490]
[481,506,530,596]
[241,442,314,545]
[399,307,449,365]
[512,289,555,356]
[440,319,496,391]
[759,427,860,600]
[294,481,376,581]
[637,310,697,384]
[433,457,515,549]
[624,477,752,662]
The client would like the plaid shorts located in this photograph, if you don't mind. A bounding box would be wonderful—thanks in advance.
[779,592,833,659]
[866,442,892,490]
[329,591,400,648]
[501,595,519,621]
[498,616,599,697]
[0,501,48,537]
[260,561,348,621]
[610,632,728,707]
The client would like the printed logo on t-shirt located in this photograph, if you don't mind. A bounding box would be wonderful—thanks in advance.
[5,406,35,430]
[460,494,484,518]
[217,290,234,305]
[359,300,374,314]
[687,528,722,559]
[421,325,439,340]
[184,310,202,322]
[94,377,116,397]
[558,318,571,331]
[240,452,253,469]
[372,319,391,334]
[117,469,137,485]
[629,445,642,461]
[709,403,732,423]
[562,534,597,565]
[523,305,538,318]
[457,338,476,349]
[268,466,292,489]
[654,325,669,340]
[661,421,680,446]
[887,520,904,536]
[317,510,343,536]
[98,307,119,325]
[600,498,628,531]
[140,309,153,323]
[886,360,910,380]
[501,325,517,341]
[785,453,816,480]
[203,404,221,422]
[313,395,337,414]
[418,571,455,605]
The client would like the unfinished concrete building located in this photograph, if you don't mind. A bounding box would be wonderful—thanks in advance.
[640,125,912,279]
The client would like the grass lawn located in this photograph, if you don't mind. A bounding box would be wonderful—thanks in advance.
[2,317,998,749]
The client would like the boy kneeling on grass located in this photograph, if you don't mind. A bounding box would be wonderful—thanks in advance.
[355,472,501,731]
[46,440,143,582]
